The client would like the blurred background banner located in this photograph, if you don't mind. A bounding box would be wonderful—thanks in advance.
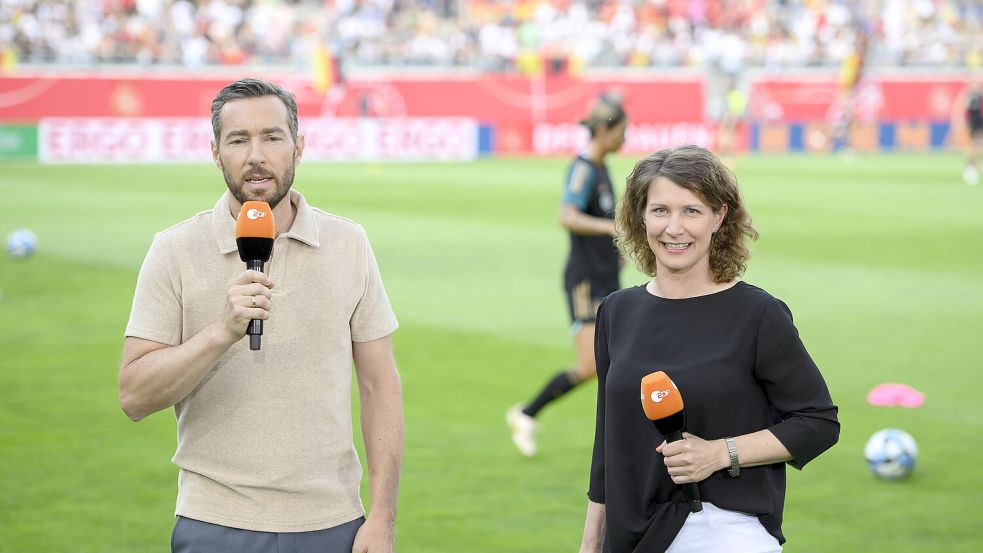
[1,70,975,161]
[37,116,479,163]
[1,0,980,160]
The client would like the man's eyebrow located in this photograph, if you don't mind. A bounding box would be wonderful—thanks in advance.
[224,127,288,138]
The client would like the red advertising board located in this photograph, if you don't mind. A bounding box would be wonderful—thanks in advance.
[751,74,971,123]
[3,71,973,157]
[38,117,479,163]
[531,122,715,155]
[0,73,703,125]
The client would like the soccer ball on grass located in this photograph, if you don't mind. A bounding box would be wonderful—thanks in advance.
[6,229,38,259]
[864,428,917,480]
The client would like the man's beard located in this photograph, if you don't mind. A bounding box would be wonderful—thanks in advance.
[223,162,295,209]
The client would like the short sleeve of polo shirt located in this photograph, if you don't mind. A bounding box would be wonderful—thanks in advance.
[125,233,183,346]
[350,230,399,342]
[561,158,596,212]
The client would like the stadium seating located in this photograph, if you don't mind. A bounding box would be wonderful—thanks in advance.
[1,0,980,69]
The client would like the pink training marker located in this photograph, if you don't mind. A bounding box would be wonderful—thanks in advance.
[866,383,925,408]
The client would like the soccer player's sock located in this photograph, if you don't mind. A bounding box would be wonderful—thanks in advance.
[522,369,582,418]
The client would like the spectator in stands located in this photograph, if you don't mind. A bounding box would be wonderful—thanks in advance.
[2,0,981,71]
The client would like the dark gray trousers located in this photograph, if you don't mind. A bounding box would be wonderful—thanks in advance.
[171,516,365,553]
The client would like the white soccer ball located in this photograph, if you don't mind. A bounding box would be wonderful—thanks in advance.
[963,165,980,185]
[864,428,917,480]
[6,228,38,259]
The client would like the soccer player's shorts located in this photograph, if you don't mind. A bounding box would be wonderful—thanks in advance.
[970,124,983,139]
[565,278,619,327]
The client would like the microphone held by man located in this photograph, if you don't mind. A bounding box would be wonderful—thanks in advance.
[234,201,275,350]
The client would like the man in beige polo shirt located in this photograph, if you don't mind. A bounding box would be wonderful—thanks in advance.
[119,78,403,553]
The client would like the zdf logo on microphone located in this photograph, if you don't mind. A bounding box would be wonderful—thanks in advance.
[246,208,267,220]
[650,389,671,403]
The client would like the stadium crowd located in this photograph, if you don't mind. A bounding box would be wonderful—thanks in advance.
[1,0,981,70]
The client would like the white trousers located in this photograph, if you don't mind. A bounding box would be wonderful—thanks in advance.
[664,503,782,553]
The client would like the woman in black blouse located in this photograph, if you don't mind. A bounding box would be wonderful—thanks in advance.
[579,146,839,553]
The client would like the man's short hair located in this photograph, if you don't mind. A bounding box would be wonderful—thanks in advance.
[211,78,299,143]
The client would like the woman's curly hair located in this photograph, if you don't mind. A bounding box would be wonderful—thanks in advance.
[615,145,758,283]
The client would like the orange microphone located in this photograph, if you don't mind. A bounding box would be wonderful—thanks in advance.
[641,371,703,513]
[235,201,275,351]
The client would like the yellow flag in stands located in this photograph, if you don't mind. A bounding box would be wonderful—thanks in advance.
[1,48,17,75]
[517,50,544,78]
[312,45,335,94]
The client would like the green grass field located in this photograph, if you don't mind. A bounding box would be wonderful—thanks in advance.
[1,154,982,552]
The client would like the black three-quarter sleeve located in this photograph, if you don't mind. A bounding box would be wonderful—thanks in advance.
[587,300,609,503]
[754,298,840,469]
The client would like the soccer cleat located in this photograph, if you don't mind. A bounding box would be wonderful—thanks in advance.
[506,404,537,457]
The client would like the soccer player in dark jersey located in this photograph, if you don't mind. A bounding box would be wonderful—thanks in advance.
[507,94,627,457]
[964,82,983,185]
